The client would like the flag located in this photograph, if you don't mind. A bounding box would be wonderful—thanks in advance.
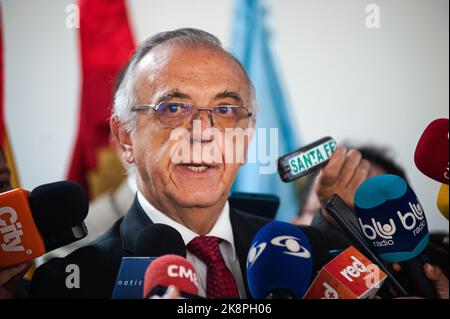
[230,0,301,221]
[0,5,20,189]
[67,0,135,199]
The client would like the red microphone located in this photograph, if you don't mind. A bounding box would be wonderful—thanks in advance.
[143,254,200,299]
[304,246,387,299]
[414,118,449,184]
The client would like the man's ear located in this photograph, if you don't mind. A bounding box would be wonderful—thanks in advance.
[110,116,135,164]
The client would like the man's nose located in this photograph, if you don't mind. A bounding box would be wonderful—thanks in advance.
[191,109,214,142]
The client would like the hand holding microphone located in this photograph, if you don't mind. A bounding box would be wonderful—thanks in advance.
[277,139,372,218]
[422,264,448,299]
[315,147,371,225]
[0,261,31,299]
[391,263,449,299]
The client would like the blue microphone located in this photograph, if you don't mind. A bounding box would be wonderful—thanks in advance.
[354,174,437,298]
[246,221,314,299]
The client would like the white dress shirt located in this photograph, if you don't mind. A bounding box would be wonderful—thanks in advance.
[137,191,246,298]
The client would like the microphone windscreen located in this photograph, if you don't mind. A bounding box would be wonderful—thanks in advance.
[354,174,429,263]
[437,184,449,220]
[246,221,314,298]
[29,181,89,233]
[414,118,449,184]
[143,254,198,298]
[134,224,186,258]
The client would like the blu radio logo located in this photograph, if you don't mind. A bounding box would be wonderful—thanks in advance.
[0,207,29,254]
[358,200,426,246]
[355,175,429,260]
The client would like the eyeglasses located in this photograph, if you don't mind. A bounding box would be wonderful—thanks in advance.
[131,101,253,129]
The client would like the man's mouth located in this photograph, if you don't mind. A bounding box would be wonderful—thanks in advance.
[184,164,209,173]
[178,163,218,174]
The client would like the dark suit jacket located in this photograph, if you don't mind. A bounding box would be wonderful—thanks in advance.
[29,197,328,299]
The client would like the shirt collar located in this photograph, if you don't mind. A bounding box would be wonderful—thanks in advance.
[136,191,236,260]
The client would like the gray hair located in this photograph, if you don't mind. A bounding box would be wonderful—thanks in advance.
[113,28,257,132]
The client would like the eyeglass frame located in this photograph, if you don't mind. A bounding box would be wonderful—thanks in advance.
[130,101,254,128]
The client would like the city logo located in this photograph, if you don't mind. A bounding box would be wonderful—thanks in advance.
[0,207,28,254]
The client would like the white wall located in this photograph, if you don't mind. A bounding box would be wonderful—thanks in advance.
[2,0,448,231]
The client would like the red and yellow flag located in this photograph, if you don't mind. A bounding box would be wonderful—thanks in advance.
[67,0,135,199]
[0,5,20,189]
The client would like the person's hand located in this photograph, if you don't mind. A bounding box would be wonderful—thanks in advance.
[315,146,371,224]
[0,262,32,299]
[149,285,181,299]
[423,263,448,299]
[392,263,449,299]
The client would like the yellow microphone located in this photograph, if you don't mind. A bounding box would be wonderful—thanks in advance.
[437,184,449,220]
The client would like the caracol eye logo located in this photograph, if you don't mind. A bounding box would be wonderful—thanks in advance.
[271,236,311,258]
[0,207,29,254]
[247,242,267,267]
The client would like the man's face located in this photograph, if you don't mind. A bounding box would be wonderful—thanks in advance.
[119,44,251,210]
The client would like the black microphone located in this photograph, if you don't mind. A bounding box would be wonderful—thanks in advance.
[0,181,89,267]
[134,223,186,257]
[112,223,186,299]
[325,194,409,297]
[30,181,89,251]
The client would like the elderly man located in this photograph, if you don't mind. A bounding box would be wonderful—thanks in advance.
[28,28,371,299]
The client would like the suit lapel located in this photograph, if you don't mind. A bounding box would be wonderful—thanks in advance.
[118,197,268,298]
[230,208,269,299]
[120,195,153,255]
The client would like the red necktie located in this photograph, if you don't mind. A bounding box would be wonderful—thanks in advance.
[187,236,240,299]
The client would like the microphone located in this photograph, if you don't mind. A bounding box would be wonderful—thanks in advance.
[143,254,200,299]
[134,223,186,258]
[414,118,449,184]
[278,136,337,182]
[437,184,449,220]
[325,194,409,296]
[354,174,437,298]
[112,223,186,299]
[0,181,89,267]
[246,220,329,298]
[304,246,387,299]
